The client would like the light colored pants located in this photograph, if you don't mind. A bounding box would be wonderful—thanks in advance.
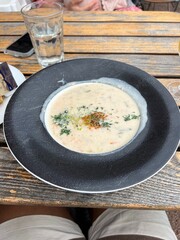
[0,209,177,240]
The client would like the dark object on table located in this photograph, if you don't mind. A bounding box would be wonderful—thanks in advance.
[0,62,17,90]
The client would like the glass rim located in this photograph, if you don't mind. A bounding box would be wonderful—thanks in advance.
[21,1,63,19]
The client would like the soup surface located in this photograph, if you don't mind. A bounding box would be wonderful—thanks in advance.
[44,82,141,154]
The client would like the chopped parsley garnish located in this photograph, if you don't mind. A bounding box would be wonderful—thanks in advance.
[123,114,140,121]
[52,110,69,126]
[52,110,71,135]
[101,121,112,128]
[51,106,113,135]
[60,128,71,135]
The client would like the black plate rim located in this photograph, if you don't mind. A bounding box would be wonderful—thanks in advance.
[4,135,178,193]
[3,58,180,193]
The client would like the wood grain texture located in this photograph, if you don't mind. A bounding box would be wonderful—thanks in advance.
[0,145,179,209]
[0,23,25,35]
[64,22,180,37]
[0,11,180,22]
[64,37,179,53]
[71,37,179,54]
[1,22,180,36]
[1,36,180,54]
[0,53,179,79]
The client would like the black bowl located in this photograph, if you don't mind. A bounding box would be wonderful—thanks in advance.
[4,58,180,193]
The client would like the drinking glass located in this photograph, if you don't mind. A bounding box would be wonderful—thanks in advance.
[21,1,64,68]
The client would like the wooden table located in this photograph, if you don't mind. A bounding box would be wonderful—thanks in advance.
[0,11,179,210]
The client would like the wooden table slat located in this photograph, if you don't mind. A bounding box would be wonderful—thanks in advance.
[0,53,180,79]
[0,11,180,23]
[1,36,180,54]
[64,37,180,54]
[1,22,180,36]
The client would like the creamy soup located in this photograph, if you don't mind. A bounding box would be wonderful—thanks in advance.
[44,82,142,154]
